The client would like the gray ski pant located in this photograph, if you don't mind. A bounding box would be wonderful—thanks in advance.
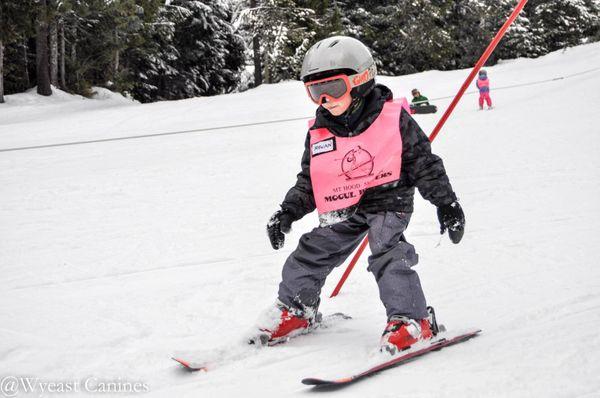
[278,211,429,320]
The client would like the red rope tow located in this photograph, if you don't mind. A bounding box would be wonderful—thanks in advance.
[330,0,530,298]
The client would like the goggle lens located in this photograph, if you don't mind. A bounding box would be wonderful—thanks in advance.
[306,78,349,103]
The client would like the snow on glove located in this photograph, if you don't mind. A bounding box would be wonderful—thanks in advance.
[436,201,465,244]
[267,209,294,250]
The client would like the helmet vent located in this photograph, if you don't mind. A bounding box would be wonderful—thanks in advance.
[328,40,340,48]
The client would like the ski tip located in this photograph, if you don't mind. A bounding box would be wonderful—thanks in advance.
[301,328,483,387]
[171,357,207,372]
[301,378,325,386]
[449,328,482,339]
[302,377,350,386]
[171,357,189,367]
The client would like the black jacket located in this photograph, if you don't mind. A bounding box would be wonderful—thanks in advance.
[281,84,456,222]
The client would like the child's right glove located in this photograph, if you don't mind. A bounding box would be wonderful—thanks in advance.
[437,201,465,244]
[267,209,295,250]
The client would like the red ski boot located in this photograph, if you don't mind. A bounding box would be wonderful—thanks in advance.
[250,302,314,346]
[380,316,433,355]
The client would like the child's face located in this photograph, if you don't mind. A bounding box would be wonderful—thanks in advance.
[322,93,352,116]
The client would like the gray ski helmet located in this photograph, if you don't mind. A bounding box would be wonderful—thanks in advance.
[301,36,376,85]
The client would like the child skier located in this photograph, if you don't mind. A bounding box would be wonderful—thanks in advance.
[254,36,465,354]
[476,69,492,109]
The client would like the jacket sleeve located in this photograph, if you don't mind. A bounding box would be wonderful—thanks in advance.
[400,108,457,207]
[281,132,316,219]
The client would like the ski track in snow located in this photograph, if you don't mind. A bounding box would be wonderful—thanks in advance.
[1,43,600,397]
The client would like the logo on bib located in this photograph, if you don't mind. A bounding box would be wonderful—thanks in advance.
[312,138,336,156]
[341,146,374,180]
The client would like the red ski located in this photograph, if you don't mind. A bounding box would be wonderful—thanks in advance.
[172,312,352,372]
[302,328,481,387]
[171,357,207,372]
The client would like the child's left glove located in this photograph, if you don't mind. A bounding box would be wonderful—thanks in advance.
[267,209,295,250]
[437,201,465,244]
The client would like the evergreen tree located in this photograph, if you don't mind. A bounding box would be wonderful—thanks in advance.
[298,0,343,40]
[0,0,35,100]
[445,0,488,68]
[127,4,180,102]
[158,0,245,99]
[58,0,109,95]
[485,0,546,62]
[582,0,600,39]
[4,0,600,102]
[58,0,160,97]
[341,0,455,75]
[237,0,316,84]
[528,0,599,51]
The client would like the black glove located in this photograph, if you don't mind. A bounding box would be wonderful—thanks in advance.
[267,209,295,250]
[437,201,465,244]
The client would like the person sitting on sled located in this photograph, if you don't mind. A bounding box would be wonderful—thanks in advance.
[253,36,465,355]
[411,88,430,106]
[476,69,492,110]
[410,88,437,114]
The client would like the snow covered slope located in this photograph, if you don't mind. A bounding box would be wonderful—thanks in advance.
[1,43,599,398]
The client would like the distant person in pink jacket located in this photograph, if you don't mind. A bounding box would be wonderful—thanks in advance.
[476,69,492,110]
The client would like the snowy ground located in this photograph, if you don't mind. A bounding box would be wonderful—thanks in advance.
[1,43,600,398]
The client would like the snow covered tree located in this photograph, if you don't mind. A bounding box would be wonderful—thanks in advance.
[444,0,488,68]
[297,0,343,39]
[0,0,35,101]
[57,0,162,97]
[155,0,245,99]
[485,0,546,61]
[582,0,600,39]
[105,1,145,90]
[3,0,599,101]
[528,0,599,51]
[126,5,180,102]
[236,0,316,84]
[341,0,455,75]
[395,0,455,72]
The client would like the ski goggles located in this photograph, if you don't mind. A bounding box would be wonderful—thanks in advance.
[304,64,377,105]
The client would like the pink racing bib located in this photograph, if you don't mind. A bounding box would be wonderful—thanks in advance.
[308,98,408,222]
[477,78,489,88]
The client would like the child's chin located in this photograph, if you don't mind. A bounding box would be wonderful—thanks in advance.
[326,107,344,116]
